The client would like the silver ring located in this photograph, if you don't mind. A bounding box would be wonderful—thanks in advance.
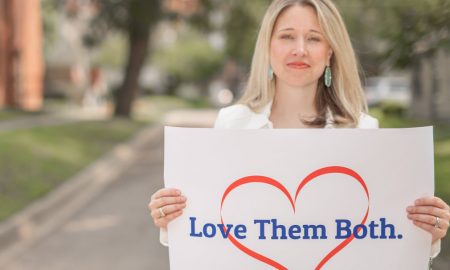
[158,207,166,218]
[434,217,440,228]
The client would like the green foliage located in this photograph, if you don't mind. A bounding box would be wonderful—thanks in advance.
[152,32,224,83]
[185,0,216,33]
[186,0,271,68]
[41,0,61,52]
[85,0,161,48]
[379,101,407,117]
[92,33,128,68]
[224,1,271,65]
[358,0,450,69]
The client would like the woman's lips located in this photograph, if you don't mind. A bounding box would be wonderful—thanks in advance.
[287,62,310,69]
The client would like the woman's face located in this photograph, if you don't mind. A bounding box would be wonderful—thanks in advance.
[270,5,332,89]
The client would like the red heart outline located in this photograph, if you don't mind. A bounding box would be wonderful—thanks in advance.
[220,166,370,270]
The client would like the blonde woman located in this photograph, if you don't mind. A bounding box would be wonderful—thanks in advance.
[149,0,450,265]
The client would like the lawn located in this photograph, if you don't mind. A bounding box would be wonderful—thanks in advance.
[0,119,146,221]
[0,109,44,121]
[0,95,210,222]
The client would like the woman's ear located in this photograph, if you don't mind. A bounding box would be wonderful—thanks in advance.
[327,49,333,65]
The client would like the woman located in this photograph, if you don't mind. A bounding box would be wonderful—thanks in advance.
[148,0,450,264]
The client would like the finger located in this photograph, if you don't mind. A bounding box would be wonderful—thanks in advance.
[157,196,187,208]
[441,218,450,230]
[412,220,440,234]
[436,216,450,230]
[407,213,437,226]
[151,207,164,220]
[150,203,186,219]
[154,210,184,228]
[412,220,448,243]
[406,206,449,218]
[151,188,182,200]
[160,203,187,216]
[408,214,450,229]
[414,197,450,210]
[149,195,187,210]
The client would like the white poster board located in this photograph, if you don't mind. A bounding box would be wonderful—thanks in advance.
[164,127,434,270]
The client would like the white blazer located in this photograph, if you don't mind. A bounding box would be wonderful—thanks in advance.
[161,103,441,258]
[214,102,379,129]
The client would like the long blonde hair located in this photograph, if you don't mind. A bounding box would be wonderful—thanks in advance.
[238,0,367,127]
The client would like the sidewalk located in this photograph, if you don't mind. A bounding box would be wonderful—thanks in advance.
[3,127,168,270]
[0,108,217,270]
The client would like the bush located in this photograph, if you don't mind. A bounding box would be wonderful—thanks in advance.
[380,102,407,117]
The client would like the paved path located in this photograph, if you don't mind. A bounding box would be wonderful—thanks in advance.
[3,129,170,270]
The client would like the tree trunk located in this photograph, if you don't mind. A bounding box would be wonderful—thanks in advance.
[114,27,149,117]
[409,54,422,118]
[430,50,438,121]
[114,0,160,118]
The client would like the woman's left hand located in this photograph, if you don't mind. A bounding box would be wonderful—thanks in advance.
[407,196,450,244]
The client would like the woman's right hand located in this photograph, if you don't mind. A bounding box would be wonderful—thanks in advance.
[148,188,187,230]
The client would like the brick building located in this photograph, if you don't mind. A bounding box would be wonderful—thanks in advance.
[0,0,44,111]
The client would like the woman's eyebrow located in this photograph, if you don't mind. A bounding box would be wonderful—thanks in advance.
[277,27,295,32]
[309,29,323,34]
[276,27,323,34]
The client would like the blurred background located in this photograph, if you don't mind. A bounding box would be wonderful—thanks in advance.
[0,0,448,269]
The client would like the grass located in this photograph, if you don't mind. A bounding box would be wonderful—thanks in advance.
[0,109,44,121]
[0,119,146,221]
[0,95,207,222]
[370,107,450,257]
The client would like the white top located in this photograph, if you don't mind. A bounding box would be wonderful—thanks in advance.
[214,103,379,129]
[160,102,440,258]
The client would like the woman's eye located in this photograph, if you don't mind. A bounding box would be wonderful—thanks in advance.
[280,34,294,40]
[308,37,321,42]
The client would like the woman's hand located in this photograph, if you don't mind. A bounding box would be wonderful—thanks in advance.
[407,196,450,244]
[148,188,187,230]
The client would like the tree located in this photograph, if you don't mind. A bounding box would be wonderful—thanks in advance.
[87,0,162,117]
[86,0,275,112]
[187,0,271,96]
[360,0,450,120]
[114,0,161,117]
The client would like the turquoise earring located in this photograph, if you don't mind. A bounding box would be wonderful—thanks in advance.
[324,66,332,87]
[268,66,274,80]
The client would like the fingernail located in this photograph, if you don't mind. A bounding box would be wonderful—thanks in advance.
[176,190,181,195]
[407,206,413,211]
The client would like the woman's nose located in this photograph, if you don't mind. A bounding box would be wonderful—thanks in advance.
[291,39,307,56]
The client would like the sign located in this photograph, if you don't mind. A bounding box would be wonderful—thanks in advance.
[164,127,434,269]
